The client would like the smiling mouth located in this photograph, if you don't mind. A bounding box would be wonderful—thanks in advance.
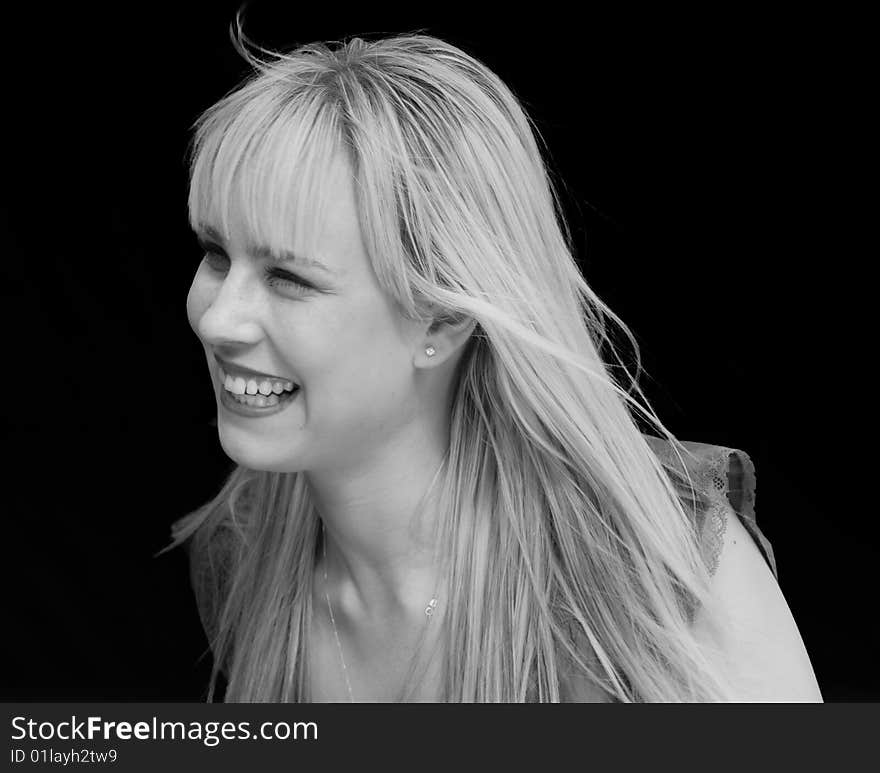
[217,365,299,408]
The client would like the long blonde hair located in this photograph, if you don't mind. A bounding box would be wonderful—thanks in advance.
[166,20,741,702]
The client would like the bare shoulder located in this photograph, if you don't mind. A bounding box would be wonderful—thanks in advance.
[692,505,823,701]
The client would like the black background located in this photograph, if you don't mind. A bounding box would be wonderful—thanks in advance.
[1,3,873,700]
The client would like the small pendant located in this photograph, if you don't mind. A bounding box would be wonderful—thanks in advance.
[425,598,438,618]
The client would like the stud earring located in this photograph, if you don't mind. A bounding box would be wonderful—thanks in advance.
[425,345,436,357]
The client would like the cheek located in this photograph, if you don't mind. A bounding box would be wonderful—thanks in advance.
[342,341,411,408]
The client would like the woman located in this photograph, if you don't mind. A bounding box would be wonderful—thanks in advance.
[167,22,822,702]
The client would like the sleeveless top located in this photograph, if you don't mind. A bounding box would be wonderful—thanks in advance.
[642,434,777,580]
[558,436,778,702]
[187,434,778,688]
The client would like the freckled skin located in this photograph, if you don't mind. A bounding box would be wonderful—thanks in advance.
[186,151,429,477]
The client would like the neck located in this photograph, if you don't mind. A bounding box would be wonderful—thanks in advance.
[306,431,448,623]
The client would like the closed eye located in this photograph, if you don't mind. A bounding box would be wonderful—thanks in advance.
[202,247,228,273]
[262,266,313,293]
[198,239,313,295]
[197,238,228,272]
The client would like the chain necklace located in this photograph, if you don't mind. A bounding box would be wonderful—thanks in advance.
[321,523,438,703]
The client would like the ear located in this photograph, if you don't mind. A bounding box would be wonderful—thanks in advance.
[417,315,478,367]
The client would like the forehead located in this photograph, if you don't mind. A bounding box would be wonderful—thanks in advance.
[188,97,361,273]
[192,146,363,279]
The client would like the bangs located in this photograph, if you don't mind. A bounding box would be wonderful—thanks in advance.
[188,86,343,260]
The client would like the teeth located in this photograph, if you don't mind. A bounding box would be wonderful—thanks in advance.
[229,392,282,407]
[224,374,243,395]
[219,367,297,395]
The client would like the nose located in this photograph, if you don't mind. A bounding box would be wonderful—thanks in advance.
[195,265,264,347]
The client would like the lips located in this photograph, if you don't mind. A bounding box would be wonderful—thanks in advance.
[214,354,298,385]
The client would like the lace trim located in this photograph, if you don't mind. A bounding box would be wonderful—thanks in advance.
[703,500,729,577]
[698,447,735,577]
[644,435,777,581]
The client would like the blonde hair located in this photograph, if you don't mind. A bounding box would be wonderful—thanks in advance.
[165,18,741,702]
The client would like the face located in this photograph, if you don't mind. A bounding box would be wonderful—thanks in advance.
[186,151,427,474]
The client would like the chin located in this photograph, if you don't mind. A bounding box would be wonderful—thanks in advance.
[217,431,304,474]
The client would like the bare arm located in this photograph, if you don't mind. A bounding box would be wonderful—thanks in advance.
[693,507,823,702]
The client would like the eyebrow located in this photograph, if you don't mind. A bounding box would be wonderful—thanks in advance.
[195,225,337,277]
